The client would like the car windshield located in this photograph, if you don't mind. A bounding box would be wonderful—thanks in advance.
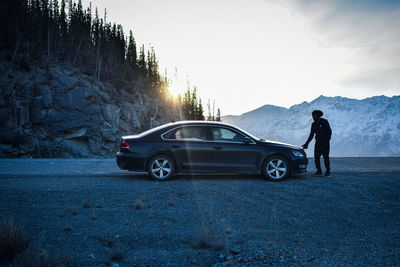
[232,125,261,141]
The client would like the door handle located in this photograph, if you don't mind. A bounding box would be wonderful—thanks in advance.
[214,146,223,151]
[172,145,181,149]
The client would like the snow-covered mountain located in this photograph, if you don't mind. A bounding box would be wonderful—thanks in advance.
[222,96,400,157]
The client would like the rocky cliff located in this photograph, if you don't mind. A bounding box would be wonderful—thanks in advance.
[0,62,179,157]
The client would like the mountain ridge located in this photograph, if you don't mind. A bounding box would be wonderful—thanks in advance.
[222,95,400,157]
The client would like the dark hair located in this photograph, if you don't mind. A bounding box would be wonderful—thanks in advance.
[312,110,323,117]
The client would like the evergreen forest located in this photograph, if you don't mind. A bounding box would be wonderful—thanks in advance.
[0,0,221,120]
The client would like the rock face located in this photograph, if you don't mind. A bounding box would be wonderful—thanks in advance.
[0,62,179,157]
[223,95,400,157]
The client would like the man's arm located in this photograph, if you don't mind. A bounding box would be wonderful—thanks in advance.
[326,120,332,140]
[302,123,315,149]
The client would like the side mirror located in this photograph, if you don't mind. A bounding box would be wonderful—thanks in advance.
[243,138,252,144]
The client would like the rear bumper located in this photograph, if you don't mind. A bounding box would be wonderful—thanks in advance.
[116,152,146,171]
[292,158,308,174]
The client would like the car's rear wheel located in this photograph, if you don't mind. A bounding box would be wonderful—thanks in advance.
[148,155,175,181]
[263,155,290,181]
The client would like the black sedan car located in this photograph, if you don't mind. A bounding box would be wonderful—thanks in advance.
[116,121,308,181]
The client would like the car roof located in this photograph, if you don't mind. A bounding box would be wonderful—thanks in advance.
[123,120,261,141]
[168,120,234,127]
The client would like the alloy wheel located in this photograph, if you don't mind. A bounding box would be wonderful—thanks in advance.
[150,156,174,180]
[266,158,287,180]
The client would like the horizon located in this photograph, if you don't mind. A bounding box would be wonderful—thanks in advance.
[81,0,400,116]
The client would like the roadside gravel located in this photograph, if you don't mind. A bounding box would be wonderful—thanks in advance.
[0,158,399,266]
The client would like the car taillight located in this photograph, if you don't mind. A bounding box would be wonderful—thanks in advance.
[121,140,130,150]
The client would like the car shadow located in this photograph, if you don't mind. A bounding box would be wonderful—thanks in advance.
[118,171,309,182]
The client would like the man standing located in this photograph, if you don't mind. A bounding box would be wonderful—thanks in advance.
[302,110,332,177]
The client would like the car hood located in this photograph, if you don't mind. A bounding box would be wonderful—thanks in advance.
[260,139,301,150]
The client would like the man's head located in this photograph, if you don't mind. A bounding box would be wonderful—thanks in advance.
[312,110,323,122]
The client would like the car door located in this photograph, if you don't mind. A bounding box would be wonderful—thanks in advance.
[207,126,261,173]
[163,126,215,172]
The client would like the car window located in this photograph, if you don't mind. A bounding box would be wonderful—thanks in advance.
[165,126,207,141]
[210,127,246,142]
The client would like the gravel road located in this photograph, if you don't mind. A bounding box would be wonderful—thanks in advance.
[0,158,399,266]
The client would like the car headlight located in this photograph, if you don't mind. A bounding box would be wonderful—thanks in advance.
[292,150,304,157]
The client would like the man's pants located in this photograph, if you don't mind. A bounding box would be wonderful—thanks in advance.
[314,144,330,171]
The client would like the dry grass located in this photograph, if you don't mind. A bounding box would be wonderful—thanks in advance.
[98,234,115,248]
[0,218,29,261]
[0,218,68,266]
[16,246,69,267]
[83,202,91,208]
[192,226,224,251]
[134,200,142,210]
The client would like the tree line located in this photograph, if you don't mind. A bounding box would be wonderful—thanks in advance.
[0,0,221,120]
[179,86,221,121]
[1,0,167,96]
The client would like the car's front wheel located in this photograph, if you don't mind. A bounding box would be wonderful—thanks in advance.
[148,155,175,181]
[263,155,290,181]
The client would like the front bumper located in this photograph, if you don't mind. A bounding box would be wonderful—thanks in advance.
[292,158,308,174]
[116,152,146,171]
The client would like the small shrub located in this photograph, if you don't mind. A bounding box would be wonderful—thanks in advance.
[83,203,91,208]
[226,229,232,234]
[62,227,72,232]
[98,235,114,248]
[168,202,174,207]
[193,227,224,250]
[90,215,97,220]
[70,210,78,216]
[110,251,124,262]
[134,201,142,210]
[0,218,29,261]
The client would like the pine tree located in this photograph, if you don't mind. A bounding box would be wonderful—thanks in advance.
[126,30,137,68]
[216,108,221,122]
[138,44,146,75]
[198,99,205,120]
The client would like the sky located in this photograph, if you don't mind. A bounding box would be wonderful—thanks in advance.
[81,0,400,115]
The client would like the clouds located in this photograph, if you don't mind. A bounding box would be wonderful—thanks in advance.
[273,0,400,95]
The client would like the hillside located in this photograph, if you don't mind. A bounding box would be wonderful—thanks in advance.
[223,95,400,157]
[0,0,181,158]
[0,62,179,157]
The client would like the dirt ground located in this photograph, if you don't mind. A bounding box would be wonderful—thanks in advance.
[0,158,399,266]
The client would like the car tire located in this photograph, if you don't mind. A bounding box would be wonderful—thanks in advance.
[148,155,175,181]
[262,155,290,181]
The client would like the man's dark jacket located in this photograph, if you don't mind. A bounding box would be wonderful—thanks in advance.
[305,118,332,146]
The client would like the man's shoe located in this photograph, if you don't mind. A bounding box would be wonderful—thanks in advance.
[312,171,322,176]
[324,171,331,177]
